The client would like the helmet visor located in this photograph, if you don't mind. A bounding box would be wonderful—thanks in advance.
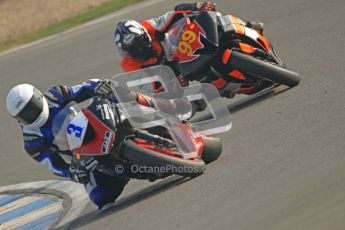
[14,88,44,125]
[127,34,152,59]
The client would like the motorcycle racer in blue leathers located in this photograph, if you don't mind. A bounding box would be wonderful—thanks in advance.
[6,80,153,211]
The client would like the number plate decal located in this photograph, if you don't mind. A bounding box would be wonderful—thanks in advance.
[67,112,88,150]
[176,21,206,63]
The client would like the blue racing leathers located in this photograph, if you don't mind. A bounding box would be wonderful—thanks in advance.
[22,79,101,177]
[21,79,145,210]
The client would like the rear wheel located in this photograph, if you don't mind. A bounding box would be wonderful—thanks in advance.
[229,50,300,87]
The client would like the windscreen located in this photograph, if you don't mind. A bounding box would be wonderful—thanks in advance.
[52,102,80,151]
[161,17,187,61]
[110,65,232,159]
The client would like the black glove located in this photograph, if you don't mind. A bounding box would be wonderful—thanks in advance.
[70,166,89,184]
[196,2,216,12]
[69,157,98,184]
[94,79,113,97]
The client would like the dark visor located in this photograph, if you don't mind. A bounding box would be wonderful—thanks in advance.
[14,88,44,125]
[127,34,151,59]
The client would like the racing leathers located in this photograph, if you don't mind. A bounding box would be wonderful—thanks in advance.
[22,80,100,178]
[119,2,265,97]
[120,2,210,85]
[21,79,154,210]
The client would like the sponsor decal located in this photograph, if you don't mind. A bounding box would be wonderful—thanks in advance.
[101,131,113,153]
[23,135,39,141]
[96,104,115,121]
[96,104,106,120]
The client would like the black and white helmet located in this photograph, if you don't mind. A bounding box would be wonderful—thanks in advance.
[114,20,152,60]
[7,84,49,128]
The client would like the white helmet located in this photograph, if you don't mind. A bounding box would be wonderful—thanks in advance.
[6,84,49,128]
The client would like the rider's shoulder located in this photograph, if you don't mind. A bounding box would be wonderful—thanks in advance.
[48,85,69,96]
[121,55,142,72]
[22,126,44,141]
[144,10,175,33]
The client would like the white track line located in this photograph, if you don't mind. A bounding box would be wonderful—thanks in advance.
[0,180,89,230]
[1,202,63,229]
[0,196,42,215]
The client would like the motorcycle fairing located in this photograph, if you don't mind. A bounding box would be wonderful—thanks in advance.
[67,111,88,150]
[218,15,271,52]
[69,97,117,155]
[133,135,205,160]
[174,20,206,63]
[163,12,218,77]
[132,121,206,160]
[71,108,116,155]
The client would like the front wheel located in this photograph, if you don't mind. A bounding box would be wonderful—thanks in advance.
[121,140,206,177]
[229,51,300,87]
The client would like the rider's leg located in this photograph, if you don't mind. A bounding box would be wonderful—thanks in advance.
[85,170,129,211]
[211,49,272,98]
[212,77,273,98]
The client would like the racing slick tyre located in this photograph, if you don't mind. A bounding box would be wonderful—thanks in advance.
[230,51,301,87]
[201,137,222,164]
[121,140,206,177]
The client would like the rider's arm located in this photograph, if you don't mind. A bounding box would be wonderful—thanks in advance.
[174,2,202,11]
[23,131,71,178]
[142,2,215,36]
[120,2,216,73]
[120,55,162,73]
[45,79,101,105]
[120,56,146,72]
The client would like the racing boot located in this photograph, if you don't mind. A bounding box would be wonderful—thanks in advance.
[213,80,273,98]
[238,80,274,95]
[99,202,115,212]
[246,21,264,34]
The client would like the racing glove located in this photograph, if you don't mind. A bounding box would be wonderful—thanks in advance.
[196,2,216,12]
[70,166,89,184]
[69,157,98,184]
[94,79,113,97]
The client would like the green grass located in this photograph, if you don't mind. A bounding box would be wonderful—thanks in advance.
[0,0,141,52]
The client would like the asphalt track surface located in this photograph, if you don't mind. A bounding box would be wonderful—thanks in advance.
[1,0,345,229]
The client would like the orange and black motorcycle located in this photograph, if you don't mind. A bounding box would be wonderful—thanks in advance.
[161,11,300,93]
